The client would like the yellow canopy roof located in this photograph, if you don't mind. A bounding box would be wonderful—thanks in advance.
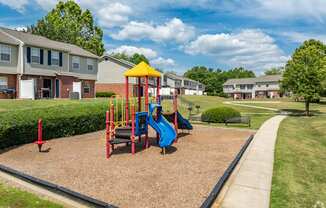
[124,61,161,77]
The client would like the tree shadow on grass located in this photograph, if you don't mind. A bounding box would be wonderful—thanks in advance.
[280,109,321,116]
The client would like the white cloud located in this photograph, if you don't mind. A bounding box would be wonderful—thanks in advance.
[280,32,326,44]
[0,0,28,12]
[230,0,326,22]
[151,57,176,68]
[34,0,57,10]
[111,18,195,43]
[97,3,132,28]
[184,29,289,72]
[108,45,158,59]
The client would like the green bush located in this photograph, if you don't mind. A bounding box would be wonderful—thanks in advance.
[96,92,116,97]
[0,102,117,149]
[201,107,240,123]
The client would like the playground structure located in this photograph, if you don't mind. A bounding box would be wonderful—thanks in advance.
[105,62,192,158]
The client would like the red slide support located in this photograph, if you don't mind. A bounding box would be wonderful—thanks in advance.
[174,94,179,142]
[131,105,135,154]
[105,111,110,158]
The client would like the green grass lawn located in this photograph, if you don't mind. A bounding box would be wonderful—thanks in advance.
[232,100,326,114]
[0,98,111,112]
[178,95,276,129]
[0,183,63,208]
[270,116,326,208]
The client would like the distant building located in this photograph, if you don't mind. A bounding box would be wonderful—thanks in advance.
[97,55,205,97]
[223,75,282,99]
[162,72,205,96]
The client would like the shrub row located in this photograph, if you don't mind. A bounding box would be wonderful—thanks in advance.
[96,92,116,98]
[0,102,119,149]
[201,107,240,123]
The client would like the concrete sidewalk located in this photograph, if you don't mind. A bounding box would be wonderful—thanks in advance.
[218,115,286,208]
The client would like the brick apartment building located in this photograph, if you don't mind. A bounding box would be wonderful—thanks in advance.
[0,27,99,99]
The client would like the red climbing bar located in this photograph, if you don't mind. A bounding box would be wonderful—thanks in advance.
[144,76,149,148]
[125,76,129,126]
[106,111,110,158]
[156,77,160,104]
[174,93,179,142]
[131,105,135,154]
[138,77,141,112]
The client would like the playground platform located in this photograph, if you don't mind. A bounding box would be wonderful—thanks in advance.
[0,125,253,208]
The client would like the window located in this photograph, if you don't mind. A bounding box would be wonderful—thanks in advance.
[247,84,253,89]
[0,76,8,89]
[240,84,246,89]
[266,84,269,87]
[31,47,40,63]
[0,44,11,63]
[87,58,94,71]
[51,51,59,66]
[72,56,80,69]
[83,84,90,93]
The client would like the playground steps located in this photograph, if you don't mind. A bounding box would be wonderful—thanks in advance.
[115,127,132,139]
[109,138,131,145]
[109,127,132,145]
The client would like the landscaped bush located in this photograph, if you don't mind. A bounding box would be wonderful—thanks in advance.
[0,102,120,149]
[201,107,240,123]
[96,92,116,98]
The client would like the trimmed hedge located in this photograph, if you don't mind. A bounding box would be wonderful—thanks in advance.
[0,102,115,149]
[201,107,240,123]
[96,92,116,98]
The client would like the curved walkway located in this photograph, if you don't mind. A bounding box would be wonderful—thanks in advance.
[216,115,287,208]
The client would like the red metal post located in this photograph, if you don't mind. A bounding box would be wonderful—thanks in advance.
[131,105,135,155]
[125,76,129,126]
[106,111,110,158]
[107,104,114,158]
[174,93,179,142]
[156,77,160,104]
[156,77,160,144]
[35,119,45,152]
[138,77,141,112]
[145,76,149,148]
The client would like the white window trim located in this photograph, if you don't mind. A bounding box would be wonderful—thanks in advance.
[51,50,60,66]
[0,76,8,89]
[31,47,40,64]
[87,58,94,71]
[0,44,11,63]
[72,56,80,70]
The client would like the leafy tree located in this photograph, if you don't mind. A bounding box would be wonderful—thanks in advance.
[282,39,326,116]
[264,67,284,75]
[130,53,150,64]
[28,0,104,56]
[110,52,150,65]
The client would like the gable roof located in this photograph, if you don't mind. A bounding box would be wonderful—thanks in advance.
[223,75,282,85]
[101,54,135,68]
[0,31,20,45]
[0,27,99,59]
[255,75,282,83]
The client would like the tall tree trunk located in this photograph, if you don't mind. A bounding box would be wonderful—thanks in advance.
[305,100,310,116]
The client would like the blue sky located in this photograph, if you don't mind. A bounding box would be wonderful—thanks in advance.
[1,0,326,75]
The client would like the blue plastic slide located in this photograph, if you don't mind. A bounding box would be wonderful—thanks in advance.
[148,104,177,148]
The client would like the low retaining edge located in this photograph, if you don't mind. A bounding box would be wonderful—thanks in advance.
[0,164,117,208]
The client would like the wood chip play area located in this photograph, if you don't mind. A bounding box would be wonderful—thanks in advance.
[0,125,253,208]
